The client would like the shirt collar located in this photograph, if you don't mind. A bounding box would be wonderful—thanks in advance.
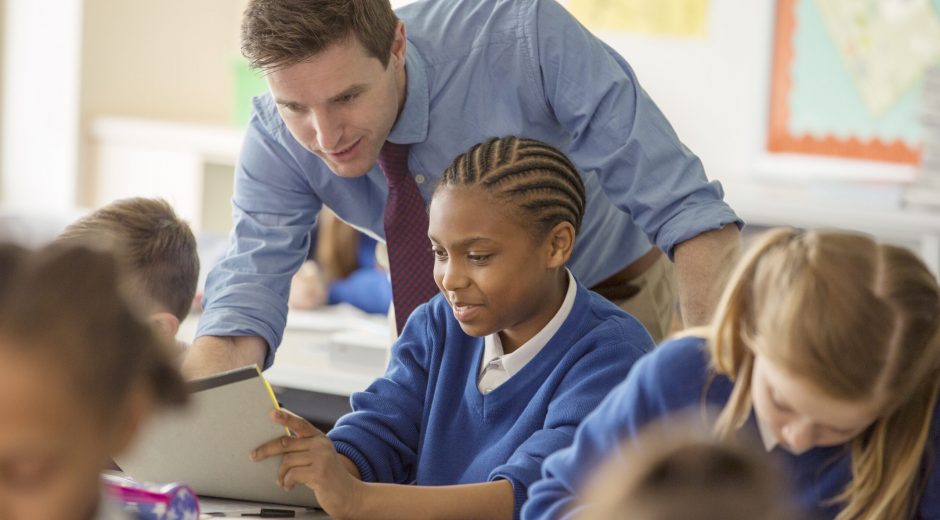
[386,41,429,145]
[481,269,578,377]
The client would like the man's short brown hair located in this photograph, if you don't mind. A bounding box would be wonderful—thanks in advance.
[241,0,399,71]
[58,198,199,321]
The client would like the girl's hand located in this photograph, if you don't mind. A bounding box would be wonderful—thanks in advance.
[250,409,365,519]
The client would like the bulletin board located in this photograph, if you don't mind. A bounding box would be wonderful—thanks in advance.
[768,0,940,165]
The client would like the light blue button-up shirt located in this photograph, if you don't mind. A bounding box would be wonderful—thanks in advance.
[197,0,742,366]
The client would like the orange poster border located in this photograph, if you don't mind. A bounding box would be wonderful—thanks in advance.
[767,0,921,165]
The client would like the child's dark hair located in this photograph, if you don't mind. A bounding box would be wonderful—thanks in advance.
[437,136,587,239]
[0,242,188,417]
[58,197,199,321]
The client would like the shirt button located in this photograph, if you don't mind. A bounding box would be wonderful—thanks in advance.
[414,174,426,184]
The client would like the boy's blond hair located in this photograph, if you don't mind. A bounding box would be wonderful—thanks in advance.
[58,198,199,321]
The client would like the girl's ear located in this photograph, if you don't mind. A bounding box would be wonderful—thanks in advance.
[545,222,576,269]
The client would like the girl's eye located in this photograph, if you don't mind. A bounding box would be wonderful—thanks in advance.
[468,254,491,263]
[432,248,448,260]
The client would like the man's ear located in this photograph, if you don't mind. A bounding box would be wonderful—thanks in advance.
[389,21,407,69]
[150,311,181,340]
[545,221,575,269]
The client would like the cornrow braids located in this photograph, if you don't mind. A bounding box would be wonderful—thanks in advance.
[438,137,587,238]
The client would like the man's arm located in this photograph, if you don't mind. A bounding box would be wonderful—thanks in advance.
[672,224,742,327]
[181,335,268,379]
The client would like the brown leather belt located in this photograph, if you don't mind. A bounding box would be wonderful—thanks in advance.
[589,247,662,301]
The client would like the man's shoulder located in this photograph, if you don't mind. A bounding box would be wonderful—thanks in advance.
[397,0,540,60]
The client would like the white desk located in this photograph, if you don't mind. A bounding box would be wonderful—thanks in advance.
[199,496,330,518]
[179,304,392,398]
[724,180,940,277]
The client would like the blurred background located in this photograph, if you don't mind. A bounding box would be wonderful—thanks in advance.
[1,0,939,274]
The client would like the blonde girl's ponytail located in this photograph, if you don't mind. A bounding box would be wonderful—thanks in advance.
[832,245,940,520]
[835,371,940,519]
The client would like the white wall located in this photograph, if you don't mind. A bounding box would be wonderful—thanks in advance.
[1,0,83,211]
[589,0,776,183]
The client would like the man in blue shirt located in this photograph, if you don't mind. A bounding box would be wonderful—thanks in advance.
[182,0,742,378]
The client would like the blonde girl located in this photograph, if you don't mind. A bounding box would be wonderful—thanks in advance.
[524,228,940,519]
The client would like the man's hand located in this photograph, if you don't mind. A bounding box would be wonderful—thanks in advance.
[180,335,268,379]
[673,224,742,327]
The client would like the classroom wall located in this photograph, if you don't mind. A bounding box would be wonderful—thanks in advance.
[80,0,246,124]
[78,0,247,205]
[592,0,776,182]
[0,0,5,199]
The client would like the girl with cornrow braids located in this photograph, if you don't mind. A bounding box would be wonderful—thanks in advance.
[251,136,654,520]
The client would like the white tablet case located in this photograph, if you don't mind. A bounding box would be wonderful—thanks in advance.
[116,366,320,507]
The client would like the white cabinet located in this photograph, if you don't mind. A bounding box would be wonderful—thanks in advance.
[90,117,244,234]
[724,180,940,277]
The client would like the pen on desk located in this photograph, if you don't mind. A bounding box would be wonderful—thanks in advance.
[241,508,296,517]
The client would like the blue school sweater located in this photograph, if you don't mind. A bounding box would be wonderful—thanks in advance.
[327,281,654,519]
[522,336,940,520]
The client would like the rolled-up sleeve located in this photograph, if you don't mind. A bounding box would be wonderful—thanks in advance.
[529,0,742,258]
[195,100,322,368]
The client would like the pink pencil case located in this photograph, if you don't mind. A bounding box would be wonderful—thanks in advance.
[102,473,200,520]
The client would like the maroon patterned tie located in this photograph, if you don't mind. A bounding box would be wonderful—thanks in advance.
[378,141,439,333]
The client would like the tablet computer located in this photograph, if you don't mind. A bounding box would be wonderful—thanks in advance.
[116,366,320,508]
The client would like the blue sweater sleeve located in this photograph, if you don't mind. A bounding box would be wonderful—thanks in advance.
[490,319,651,519]
[918,401,940,518]
[522,337,710,520]
[327,267,392,315]
[327,304,433,484]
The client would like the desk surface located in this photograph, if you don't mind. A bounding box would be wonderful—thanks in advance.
[179,304,392,397]
[199,496,330,519]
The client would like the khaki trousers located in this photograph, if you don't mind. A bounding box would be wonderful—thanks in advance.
[604,254,677,343]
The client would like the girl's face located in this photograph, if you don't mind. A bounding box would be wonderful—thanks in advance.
[750,354,881,455]
[428,185,570,351]
[0,348,135,519]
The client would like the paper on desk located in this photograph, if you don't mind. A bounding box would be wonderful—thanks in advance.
[286,304,390,337]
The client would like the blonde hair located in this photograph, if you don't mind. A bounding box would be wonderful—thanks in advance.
[0,242,188,417]
[580,416,798,520]
[708,228,940,519]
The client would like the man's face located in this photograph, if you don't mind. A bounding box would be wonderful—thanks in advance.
[266,26,407,178]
